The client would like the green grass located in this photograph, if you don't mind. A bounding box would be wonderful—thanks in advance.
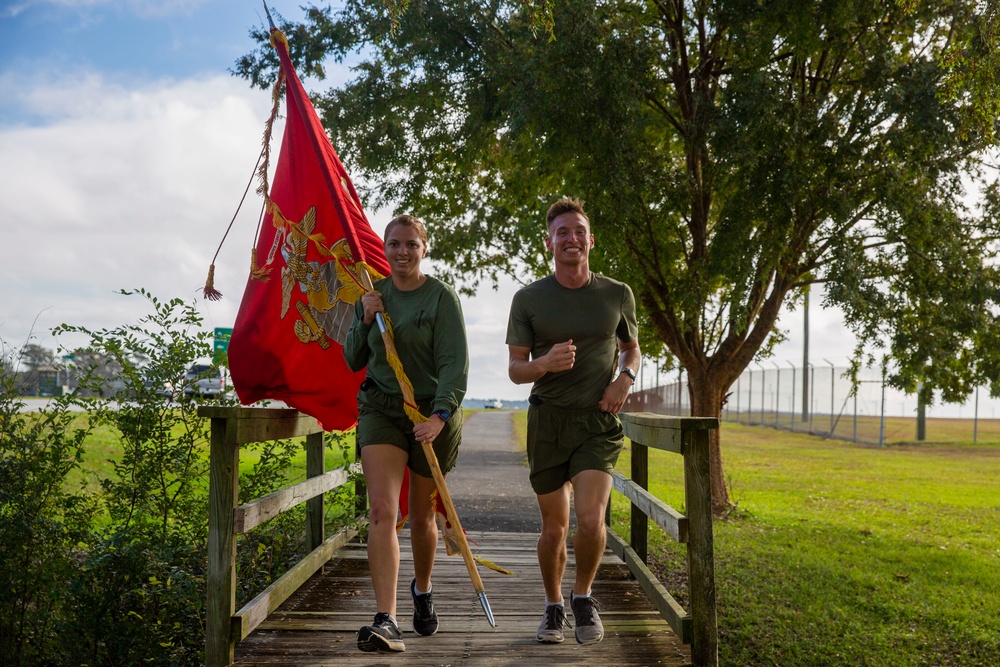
[512,411,1000,666]
[67,410,357,495]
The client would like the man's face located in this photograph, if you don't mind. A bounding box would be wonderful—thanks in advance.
[545,211,594,266]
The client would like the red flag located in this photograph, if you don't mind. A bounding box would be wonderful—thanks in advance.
[228,28,389,431]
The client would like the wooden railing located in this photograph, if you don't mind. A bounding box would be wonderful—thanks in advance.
[200,406,365,667]
[608,412,719,667]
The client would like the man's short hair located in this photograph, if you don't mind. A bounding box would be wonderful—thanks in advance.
[545,196,589,227]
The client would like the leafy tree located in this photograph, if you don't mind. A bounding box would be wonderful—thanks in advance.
[62,346,126,398]
[236,1,1000,513]
[14,343,56,396]
[18,343,55,372]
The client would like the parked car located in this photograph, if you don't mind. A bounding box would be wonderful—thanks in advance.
[484,398,504,409]
[142,377,177,400]
[182,363,225,398]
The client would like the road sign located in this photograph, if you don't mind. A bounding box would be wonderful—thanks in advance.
[213,328,233,365]
[213,327,233,352]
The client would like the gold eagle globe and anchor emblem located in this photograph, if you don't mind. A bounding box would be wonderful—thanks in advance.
[253,202,384,350]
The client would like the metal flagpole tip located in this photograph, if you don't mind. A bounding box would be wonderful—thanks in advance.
[479,591,497,628]
[262,0,277,30]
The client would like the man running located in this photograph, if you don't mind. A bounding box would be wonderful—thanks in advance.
[506,196,640,645]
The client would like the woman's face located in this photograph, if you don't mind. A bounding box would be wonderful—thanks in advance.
[384,224,427,279]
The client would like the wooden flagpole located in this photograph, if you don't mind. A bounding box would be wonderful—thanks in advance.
[358,268,496,627]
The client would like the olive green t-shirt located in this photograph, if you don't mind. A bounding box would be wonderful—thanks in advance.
[506,273,638,410]
[344,275,468,415]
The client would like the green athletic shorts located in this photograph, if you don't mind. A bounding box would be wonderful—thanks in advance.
[526,403,624,495]
[356,382,463,478]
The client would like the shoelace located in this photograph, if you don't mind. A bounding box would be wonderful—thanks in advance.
[573,597,602,624]
[373,612,398,631]
[544,605,572,630]
[413,592,434,619]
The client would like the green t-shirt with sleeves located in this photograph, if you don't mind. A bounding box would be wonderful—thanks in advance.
[506,273,638,410]
[344,275,468,415]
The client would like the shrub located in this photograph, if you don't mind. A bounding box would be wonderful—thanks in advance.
[2,291,359,666]
[0,346,95,666]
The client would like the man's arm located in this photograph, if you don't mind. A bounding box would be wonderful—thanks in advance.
[597,337,641,414]
[508,340,577,385]
[617,338,641,379]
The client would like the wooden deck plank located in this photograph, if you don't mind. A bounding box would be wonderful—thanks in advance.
[233,531,691,666]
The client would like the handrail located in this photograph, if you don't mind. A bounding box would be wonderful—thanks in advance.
[608,412,719,667]
[200,406,363,667]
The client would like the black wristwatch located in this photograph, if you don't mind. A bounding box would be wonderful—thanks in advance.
[620,368,637,384]
[432,409,451,423]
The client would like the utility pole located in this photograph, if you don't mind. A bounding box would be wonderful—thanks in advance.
[802,285,810,422]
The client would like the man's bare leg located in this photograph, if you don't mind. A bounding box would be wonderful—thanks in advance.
[569,470,613,596]
[568,469,613,644]
[536,482,572,602]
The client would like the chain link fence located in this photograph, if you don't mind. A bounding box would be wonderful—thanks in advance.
[625,365,1000,446]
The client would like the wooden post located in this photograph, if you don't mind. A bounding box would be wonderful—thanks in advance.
[630,442,649,563]
[684,427,718,667]
[305,431,324,551]
[206,416,239,667]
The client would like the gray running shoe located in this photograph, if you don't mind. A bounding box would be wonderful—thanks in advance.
[411,578,439,636]
[357,612,405,653]
[571,595,605,644]
[535,604,571,643]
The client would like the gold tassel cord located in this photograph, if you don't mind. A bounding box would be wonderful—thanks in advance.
[431,490,515,576]
[202,264,222,302]
[200,36,285,300]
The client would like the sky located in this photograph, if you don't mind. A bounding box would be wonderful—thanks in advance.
[0,0,858,402]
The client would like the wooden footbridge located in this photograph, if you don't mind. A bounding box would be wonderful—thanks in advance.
[200,408,719,667]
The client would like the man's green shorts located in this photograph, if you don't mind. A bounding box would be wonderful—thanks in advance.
[356,382,463,478]
[526,403,624,495]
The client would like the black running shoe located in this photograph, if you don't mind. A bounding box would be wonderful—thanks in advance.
[357,612,405,653]
[536,603,571,643]
[411,578,439,636]
[571,595,605,645]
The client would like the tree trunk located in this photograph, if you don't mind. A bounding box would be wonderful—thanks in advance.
[688,375,731,516]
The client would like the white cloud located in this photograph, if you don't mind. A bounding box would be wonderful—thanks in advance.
[0,70,271,354]
[0,66,537,399]
[0,65,856,403]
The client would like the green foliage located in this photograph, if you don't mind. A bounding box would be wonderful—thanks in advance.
[59,531,206,666]
[234,0,1000,406]
[0,361,95,666]
[236,437,307,606]
[1,291,362,666]
[55,289,216,541]
[234,431,359,607]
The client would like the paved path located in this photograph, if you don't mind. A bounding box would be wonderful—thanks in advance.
[446,410,540,534]
[231,409,693,666]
